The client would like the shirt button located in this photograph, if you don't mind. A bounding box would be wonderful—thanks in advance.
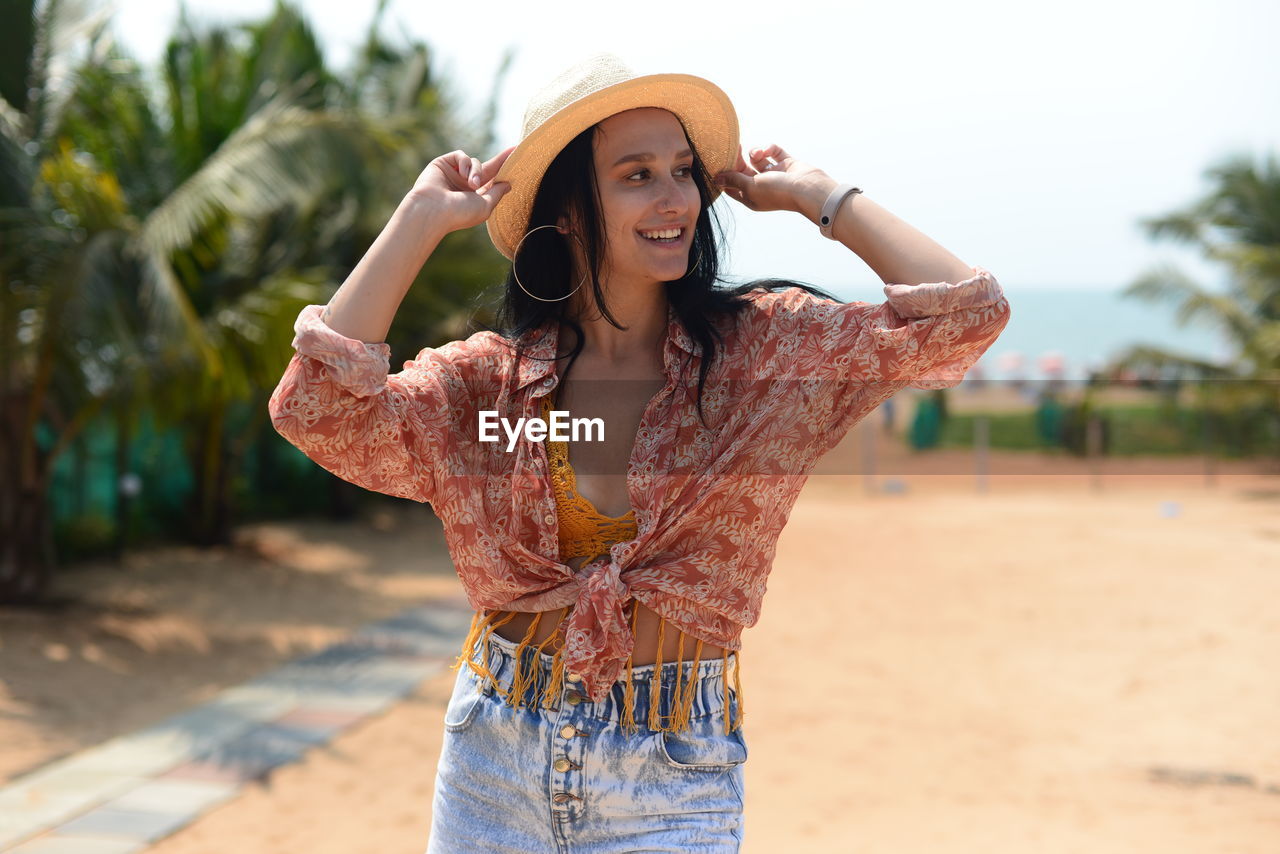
[552,792,574,804]
[566,692,585,705]
[560,725,577,739]
[566,672,582,683]
[553,757,572,772]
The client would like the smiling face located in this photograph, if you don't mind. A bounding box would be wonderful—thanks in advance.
[578,107,702,290]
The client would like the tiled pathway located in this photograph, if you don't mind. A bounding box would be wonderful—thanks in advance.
[0,597,475,853]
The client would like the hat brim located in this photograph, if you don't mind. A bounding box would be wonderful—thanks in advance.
[486,72,739,260]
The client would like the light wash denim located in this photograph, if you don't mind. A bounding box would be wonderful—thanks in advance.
[426,626,747,853]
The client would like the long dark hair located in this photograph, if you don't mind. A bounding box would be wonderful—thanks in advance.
[476,113,842,426]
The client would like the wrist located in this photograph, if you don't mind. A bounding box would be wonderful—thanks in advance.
[398,190,457,243]
[791,172,838,224]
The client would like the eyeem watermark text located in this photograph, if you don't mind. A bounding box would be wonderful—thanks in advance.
[478,410,604,452]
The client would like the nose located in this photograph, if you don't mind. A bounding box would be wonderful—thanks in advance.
[654,173,690,216]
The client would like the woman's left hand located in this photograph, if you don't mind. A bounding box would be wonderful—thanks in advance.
[714,144,834,214]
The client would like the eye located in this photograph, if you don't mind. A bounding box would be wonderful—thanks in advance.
[626,165,696,182]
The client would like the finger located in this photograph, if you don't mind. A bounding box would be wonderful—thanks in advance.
[481,181,511,212]
[749,147,775,170]
[713,174,751,206]
[444,150,472,184]
[479,145,517,185]
[725,186,752,207]
[763,144,793,166]
[484,144,517,171]
[733,145,753,175]
[715,171,750,193]
[750,145,791,171]
[469,157,483,188]
[434,151,470,189]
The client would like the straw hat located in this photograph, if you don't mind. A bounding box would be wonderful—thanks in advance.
[486,53,739,260]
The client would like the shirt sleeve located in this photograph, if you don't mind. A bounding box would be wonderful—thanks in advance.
[749,265,1010,389]
[267,304,481,505]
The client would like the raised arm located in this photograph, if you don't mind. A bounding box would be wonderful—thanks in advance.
[717,143,1010,390]
[715,142,973,286]
[322,147,514,341]
[267,147,514,503]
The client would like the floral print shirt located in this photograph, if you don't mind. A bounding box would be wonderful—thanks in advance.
[268,266,1011,703]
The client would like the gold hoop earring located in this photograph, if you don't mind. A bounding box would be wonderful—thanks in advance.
[512,224,588,303]
[687,241,706,278]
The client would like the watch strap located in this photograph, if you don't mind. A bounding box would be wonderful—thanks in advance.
[819,183,863,239]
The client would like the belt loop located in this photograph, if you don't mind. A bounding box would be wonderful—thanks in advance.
[477,633,497,696]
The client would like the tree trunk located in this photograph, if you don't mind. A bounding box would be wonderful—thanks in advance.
[0,487,54,603]
[112,404,134,563]
[0,386,53,601]
[187,397,232,546]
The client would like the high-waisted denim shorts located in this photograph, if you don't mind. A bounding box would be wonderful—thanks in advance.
[425,626,748,853]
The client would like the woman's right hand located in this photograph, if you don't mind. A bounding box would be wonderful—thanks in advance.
[408,145,516,233]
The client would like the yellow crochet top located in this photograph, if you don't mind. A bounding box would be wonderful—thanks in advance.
[452,390,744,736]
[540,390,638,564]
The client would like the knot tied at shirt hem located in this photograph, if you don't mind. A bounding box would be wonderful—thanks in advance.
[560,561,636,702]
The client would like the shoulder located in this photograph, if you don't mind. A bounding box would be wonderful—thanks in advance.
[434,329,514,361]
[730,283,845,337]
[406,330,517,383]
[740,285,835,314]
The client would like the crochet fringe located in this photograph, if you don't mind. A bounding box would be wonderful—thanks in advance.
[451,602,744,736]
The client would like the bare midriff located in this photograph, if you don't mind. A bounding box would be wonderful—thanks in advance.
[489,598,727,667]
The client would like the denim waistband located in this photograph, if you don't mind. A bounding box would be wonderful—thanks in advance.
[474,627,739,727]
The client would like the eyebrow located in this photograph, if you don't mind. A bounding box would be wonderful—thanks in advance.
[611,148,694,168]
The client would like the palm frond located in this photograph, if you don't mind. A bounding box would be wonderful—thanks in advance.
[28,0,115,149]
[1134,208,1211,250]
[0,0,36,114]
[0,99,35,206]
[1106,343,1237,380]
[1121,264,1257,346]
[210,269,330,390]
[131,239,218,376]
[138,98,383,259]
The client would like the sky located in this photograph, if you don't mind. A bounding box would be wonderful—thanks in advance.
[106,0,1280,297]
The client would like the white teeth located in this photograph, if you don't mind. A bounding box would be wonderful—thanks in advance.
[640,228,682,239]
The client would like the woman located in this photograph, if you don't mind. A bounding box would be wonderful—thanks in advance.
[269,53,1011,852]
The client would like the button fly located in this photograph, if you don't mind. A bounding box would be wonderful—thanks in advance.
[553,757,581,772]
[566,672,582,683]
[566,692,585,705]
[560,725,577,739]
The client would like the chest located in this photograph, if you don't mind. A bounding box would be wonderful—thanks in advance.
[549,359,667,520]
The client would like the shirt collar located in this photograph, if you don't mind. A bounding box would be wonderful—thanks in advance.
[514,302,702,391]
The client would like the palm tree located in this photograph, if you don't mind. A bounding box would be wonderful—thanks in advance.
[1107,150,1280,453]
[1,0,137,600]
[0,0,512,601]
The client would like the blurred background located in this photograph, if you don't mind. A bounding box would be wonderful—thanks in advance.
[1,0,1277,852]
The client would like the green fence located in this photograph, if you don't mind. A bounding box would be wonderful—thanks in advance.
[44,401,349,560]
[933,402,1280,458]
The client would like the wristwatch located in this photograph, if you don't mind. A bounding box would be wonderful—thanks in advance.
[819,183,863,240]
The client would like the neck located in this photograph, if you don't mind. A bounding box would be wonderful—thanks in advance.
[562,269,668,366]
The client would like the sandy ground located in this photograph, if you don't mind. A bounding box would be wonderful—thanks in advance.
[3,427,1279,853]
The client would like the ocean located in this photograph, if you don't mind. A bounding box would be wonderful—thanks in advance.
[826,285,1234,382]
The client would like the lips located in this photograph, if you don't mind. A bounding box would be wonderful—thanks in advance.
[637,225,687,248]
